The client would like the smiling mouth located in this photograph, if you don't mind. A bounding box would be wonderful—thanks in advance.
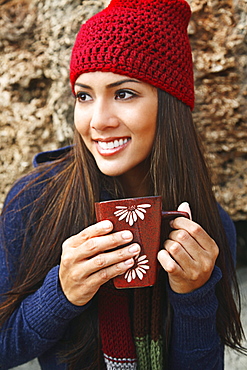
[97,138,129,150]
[95,137,131,156]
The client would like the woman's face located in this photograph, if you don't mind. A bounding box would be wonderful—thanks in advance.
[74,72,158,180]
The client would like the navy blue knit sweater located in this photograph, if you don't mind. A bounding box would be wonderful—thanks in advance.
[0,147,236,369]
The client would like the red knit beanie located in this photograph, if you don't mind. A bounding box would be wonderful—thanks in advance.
[70,0,194,109]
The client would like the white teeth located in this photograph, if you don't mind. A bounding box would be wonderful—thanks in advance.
[108,142,114,149]
[99,141,107,149]
[98,138,129,150]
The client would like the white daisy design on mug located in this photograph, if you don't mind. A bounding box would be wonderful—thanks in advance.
[124,254,150,283]
[113,203,151,226]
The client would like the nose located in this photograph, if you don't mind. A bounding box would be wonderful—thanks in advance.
[90,99,120,131]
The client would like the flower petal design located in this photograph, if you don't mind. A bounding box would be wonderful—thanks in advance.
[126,271,132,283]
[137,204,152,212]
[114,209,128,216]
[138,264,150,270]
[138,267,149,274]
[133,211,138,223]
[129,212,134,226]
[123,253,150,282]
[135,209,145,220]
[136,208,146,213]
[138,255,148,261]
[114,203,151,226]
[126,211,131,224]
[116,211,129,220]
[138,259,149,265]
[125,270,129,279]
[138,204,152,208]
[136,268,144,280]
[117,212,128,221]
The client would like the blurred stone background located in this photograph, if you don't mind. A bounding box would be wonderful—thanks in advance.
[0,0,247,369]
[0,0,111,210]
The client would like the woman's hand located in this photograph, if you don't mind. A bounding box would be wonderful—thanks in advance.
[59,220,140,306]
[158,203,219,294]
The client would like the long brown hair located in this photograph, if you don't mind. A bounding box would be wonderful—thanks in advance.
[0,89,245,368]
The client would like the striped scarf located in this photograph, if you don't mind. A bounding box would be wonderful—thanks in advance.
[98,276,164,370]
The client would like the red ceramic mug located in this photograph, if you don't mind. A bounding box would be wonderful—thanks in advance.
[95,196,189,289]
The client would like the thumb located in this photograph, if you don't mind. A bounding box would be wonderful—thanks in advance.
[177,202,192,220]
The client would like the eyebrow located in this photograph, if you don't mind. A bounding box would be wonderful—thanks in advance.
[74,79,142,90]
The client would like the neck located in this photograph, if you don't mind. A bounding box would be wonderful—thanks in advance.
[118,166,151,198]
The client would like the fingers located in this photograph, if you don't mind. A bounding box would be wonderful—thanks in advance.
[158,217,219,293]
[82,229,134,257]
[158,249,181,275]
[163,238,194,269]
[59,220,141,306]
[158,248,194,294]
[84,246,138,286]
[63,220,114,249]
[170,217,219,258]
[62,254,135,307]
[168,228,213,263]
[79,243,140,278]
[60,243,140,306]
[62,220,134,260]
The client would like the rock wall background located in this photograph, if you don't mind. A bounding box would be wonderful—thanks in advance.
[0,0,246,220]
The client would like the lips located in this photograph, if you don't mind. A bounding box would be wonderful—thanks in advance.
[95,137,130,156]
[98,138,129,150]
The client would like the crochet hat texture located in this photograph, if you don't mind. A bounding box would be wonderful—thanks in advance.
[70,0,194,109]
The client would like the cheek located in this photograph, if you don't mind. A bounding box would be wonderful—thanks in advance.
[74,107,87,135]
[140,97,158,135]
[74,107,80,129]
[139,110,157,143]
[141,121,157,154]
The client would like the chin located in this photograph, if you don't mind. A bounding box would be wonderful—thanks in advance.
[100,169,124,177]
[96,163,125,177]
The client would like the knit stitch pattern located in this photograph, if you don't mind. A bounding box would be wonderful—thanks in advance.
[98,283,137,368]
[104,355,137,370]
[135,335,151,369]
[98,270,164,369]
[70,0,194,109]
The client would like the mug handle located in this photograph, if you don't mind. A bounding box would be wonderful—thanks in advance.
[161,211,190,220]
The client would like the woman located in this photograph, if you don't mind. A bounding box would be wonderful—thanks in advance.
[0,0,245,369]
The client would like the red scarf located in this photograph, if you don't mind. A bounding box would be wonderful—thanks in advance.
[98,279,164,369]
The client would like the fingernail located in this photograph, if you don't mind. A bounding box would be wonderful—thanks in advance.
[177,202,192,220]
[128,244,139,253]
[124,258,134,266]
[102,220,112,230]
[121,231,132,240]
[170,220,174,228]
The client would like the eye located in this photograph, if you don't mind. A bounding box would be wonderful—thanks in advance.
[115,90,136,100]
[75,91,92,102]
